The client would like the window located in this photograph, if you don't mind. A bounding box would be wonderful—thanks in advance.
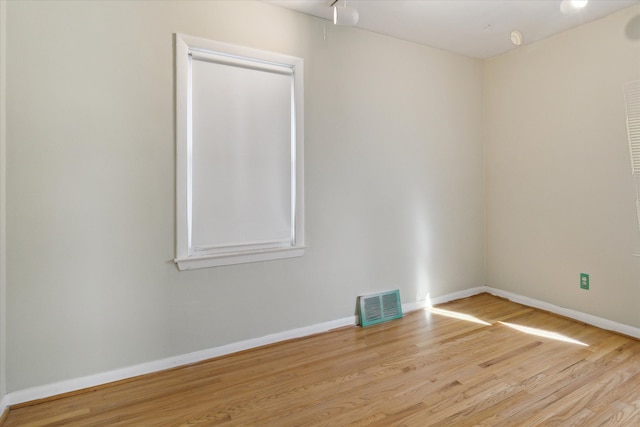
[174,34,304,270]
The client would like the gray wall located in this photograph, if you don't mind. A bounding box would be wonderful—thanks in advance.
[4,1,484,391]
[485,6,640,328]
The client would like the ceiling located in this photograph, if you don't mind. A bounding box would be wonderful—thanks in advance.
[265,0,640,59]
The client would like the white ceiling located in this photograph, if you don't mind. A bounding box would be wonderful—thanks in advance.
[266,0,640,59]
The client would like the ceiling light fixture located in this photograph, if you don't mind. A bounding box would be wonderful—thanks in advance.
[331,0,359,26]
[560,0,589,14]
[510,30,523,46]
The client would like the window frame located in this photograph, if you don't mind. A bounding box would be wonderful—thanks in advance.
[174,33,305,270]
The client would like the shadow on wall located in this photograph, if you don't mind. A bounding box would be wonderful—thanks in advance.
[626,14,640,40]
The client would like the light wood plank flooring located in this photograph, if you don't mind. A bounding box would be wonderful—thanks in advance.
[4,293,640,426]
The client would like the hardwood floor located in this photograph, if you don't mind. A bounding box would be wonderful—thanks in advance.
[4,293,640,426]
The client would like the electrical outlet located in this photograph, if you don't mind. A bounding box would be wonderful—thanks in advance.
[580,273,589,290]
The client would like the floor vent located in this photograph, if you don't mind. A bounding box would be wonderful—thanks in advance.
[358,289,403,327]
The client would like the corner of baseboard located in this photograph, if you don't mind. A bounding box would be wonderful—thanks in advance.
[428,286,487,306]
[0,394,10,422]
[403,286,486,313]
[483,286,640,340]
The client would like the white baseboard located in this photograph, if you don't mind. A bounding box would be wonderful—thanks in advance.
[483,286,640,339]
[5,287,474,407]
[6,284,638,409]
[428,286,486,306]
[6,314,357,407]
[402,286,486,313]
[0,394,9,420]
[6,287,483,407]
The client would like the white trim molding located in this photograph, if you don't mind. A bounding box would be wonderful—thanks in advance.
[3,287,482,407]
[0,395,8,421]
[5,285,640,409]
[402,286,486,313]
[483,286,640,339]
[6,314,357,406]
[174,33,305,270]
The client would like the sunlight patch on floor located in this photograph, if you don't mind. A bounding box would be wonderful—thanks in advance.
[427,307,492,326]
[499,321,589,346]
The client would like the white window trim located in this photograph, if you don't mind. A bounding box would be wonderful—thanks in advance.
[174,34,305,270]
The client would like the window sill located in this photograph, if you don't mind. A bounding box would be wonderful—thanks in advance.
[174,246,305,270]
